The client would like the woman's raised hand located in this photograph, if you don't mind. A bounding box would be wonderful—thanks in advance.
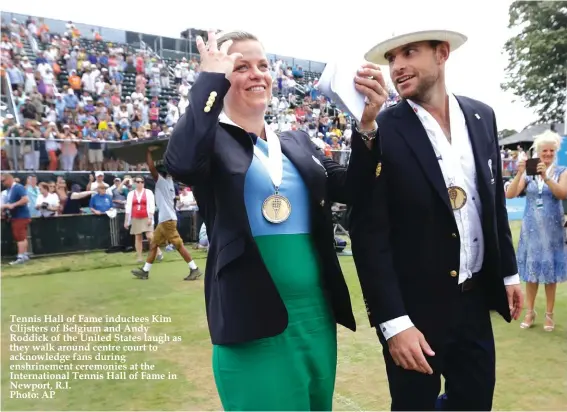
[196,30,243,79]
[517,159,526,174]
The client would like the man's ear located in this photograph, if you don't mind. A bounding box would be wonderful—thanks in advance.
[436,42,450,65]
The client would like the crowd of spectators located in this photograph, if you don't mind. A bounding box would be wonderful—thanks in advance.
[1,15,526,196]
[1,16,182,173]
[0,170,203,264]
[0,171,199,219]
[0,15,402,176]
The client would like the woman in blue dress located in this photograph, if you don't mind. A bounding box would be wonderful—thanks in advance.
[505,130,567,332]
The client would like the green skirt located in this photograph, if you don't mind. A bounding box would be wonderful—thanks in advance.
[213,234,337,411]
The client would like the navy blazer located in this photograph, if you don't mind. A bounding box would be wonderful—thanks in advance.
[349,97,517,345]
[164,72,378,345]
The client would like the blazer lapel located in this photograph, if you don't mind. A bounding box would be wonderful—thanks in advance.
[455,97,493,208]
[393,101,453,215]
[279,132,326,204]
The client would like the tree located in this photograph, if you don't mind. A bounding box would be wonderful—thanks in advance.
[501,1,567,123]
[498,128,518,140]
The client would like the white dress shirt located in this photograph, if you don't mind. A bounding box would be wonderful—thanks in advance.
[379,93,520,340]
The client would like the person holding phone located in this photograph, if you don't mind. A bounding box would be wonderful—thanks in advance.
[505,129,567,332]
[35,182,60,217]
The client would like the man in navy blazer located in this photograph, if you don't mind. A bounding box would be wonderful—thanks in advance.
[349,29,524,410]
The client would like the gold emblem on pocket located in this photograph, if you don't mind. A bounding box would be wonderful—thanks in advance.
[376,162,382,177]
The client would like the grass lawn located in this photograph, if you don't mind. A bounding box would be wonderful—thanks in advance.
[1,221,566,411]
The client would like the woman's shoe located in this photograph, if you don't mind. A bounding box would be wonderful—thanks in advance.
[543,312,555,332]
[520,309,537,329]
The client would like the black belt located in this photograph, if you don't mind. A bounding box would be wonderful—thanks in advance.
[460,274,480,292]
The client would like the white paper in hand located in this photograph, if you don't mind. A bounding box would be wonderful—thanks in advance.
[331,60,367,123]
[317,61,339,104]
[319,61,367,123]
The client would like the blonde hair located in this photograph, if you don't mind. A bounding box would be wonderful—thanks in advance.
[532,129,562,154]
[216,31,260,51]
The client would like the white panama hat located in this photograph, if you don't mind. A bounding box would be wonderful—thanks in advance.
[364,29,468,65]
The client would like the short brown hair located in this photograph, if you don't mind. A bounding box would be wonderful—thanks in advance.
[217,31,260,51]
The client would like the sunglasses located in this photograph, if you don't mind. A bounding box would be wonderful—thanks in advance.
[135,180,143,183]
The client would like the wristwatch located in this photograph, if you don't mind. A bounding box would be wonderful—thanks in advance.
[355,124,378,141]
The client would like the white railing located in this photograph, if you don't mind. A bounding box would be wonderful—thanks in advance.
[1,136,354,171]
[1,76,21,126]
[139,40,176,82]
[140,40,160,60]
[1,136,150,173]
[2,136,146,144]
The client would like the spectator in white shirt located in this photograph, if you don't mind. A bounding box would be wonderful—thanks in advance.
[89,171,109,191]
[186,68,196,85]
[278,97,289,112]
[343,123,353,144]
[311,132,326,150]
[125,96,134,117]
[131,88,144,106]
[174,63,182,85]
[269,117,279,132]
[81,66,96,93]
[178,95,189,116]
[95,78,106,96]
[165,103,179,127]
[44,122,60,171]
[178,80,190,98]
[285,110,297,124]
[35,182,60,217]
[176,186,198,211]
[180,57,189,78]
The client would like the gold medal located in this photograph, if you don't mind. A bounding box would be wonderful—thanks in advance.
[262,194,291,223]
[448,186,467,210]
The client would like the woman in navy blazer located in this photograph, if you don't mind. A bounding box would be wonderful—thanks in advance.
[164,30,388,411]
